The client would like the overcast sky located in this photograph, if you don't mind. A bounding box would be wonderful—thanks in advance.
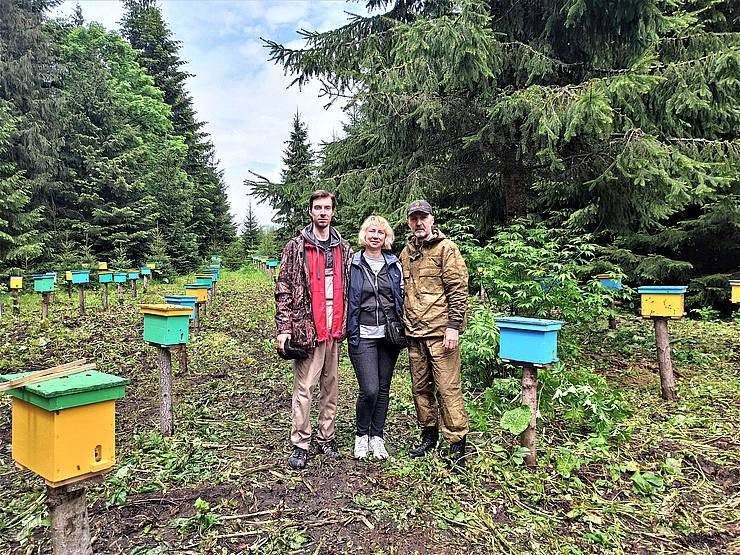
[52,0,371,228]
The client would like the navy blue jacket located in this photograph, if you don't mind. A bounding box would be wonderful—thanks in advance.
[347,250,404,346]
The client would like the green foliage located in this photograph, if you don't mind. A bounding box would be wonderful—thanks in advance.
[499,406,531,435]
[267,0,740,308]
[241,201,260,255]
[465,221,628,324]
[256,229,280,258]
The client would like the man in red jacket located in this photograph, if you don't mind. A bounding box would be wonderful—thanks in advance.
[275,190,353,470]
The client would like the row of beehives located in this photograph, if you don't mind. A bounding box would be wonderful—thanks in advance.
[6,261,161,293]
[0,256,223,489]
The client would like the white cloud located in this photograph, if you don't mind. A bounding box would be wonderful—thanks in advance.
[52,0,374,227]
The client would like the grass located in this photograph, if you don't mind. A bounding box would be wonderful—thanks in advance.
[0,267,738,554]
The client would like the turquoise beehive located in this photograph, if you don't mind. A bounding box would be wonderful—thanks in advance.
[71,270,90,285]
[495,317,563,365]
[113,272,127,283]
[164,295,198,320]
[32,274,55,293]
[140,266,152,276]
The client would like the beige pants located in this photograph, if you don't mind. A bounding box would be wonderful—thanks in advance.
[291,267,339,449]
[291,340,340,449]
[408,337,469,443]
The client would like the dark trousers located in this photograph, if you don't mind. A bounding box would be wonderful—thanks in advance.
[348,337,401,437]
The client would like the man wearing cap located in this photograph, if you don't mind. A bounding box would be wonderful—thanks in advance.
[400,200,470,467]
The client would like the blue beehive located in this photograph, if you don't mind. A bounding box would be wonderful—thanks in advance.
[113,272,127,284]
[164,295,198,320]
[71,270,90,285]
[127,271,140,281]
[99,271,113,284]
[534,276,560,293]
[596,274,622,290]
[495,317,563,365]
[266,260,279,268]
[140,266,152,277]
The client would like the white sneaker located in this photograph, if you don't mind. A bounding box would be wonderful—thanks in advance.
[369,436,389,459]
[354,435,369,458]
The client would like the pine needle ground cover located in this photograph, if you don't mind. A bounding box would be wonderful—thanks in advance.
[0,269,737,554]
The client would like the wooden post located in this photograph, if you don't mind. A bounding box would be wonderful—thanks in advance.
[47,481,93,555]
[41,292,50,322]
[117,283,124,302]
[177,344,188,373]
[479,283,486,300]
[12,289,20,315]
[207,287,213,306]
[193,305,201,332]
[519,364,539,467]
[653,317,677,401]
[201,301,207,317]
[78,285,85,316]
[102,283,109,311]
[213,281,217,298]
[608,300,617,330]
[143,275,149,292]
[67,282,72,299]
[131,280,137,298]
[0,302,4,317]
[157,345,174,436]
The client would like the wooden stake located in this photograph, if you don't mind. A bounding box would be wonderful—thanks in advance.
[143,275,149,292]
[207,287,213,306]
[177,344,188,373]
[67,282,72,299]
[131,280,137,298]
[479,283,486,300]
[102,283,109,311]
[608,300,617,330]
[0,302,3,317]
[47,481,93,555]
[519,364,539,467]
[193,304,200,331]
[41,292,50,321]
[12,289,20,315]
[653,317,677,401]
[158,345,174,436]
[78,285,86,316]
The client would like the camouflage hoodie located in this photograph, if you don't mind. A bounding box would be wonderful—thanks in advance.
[275,225,352,348]
[399,229,469,338]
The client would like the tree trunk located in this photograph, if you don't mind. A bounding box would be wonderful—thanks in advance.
[653,317,677,401]
[47,483,93,555]
[519,364,538,467]
[158,346,174,436]
[78,286,85,316]
[502,149,528,224]
[12,289,20,315]
[102,284,109,311]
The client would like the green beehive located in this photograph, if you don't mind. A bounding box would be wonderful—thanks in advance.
[32,274,55,293]
[140,304,193,346]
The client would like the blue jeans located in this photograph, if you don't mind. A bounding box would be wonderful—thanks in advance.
[348,338,401,437]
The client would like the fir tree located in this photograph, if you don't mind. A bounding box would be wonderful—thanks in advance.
[241,201,260,255]
[248,111,315,240]
[266,0,739,300]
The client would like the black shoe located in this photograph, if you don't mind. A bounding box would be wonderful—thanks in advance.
[448,436,467,470]
[288,446,308,470]
[409,427,439,458]
[317,439,342,460]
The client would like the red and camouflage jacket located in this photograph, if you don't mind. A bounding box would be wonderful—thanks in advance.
[275,225,353,348]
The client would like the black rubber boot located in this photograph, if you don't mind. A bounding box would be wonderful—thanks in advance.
[409,427,439,458]
[448,436,467,470]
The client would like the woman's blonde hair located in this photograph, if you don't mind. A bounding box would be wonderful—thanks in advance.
[358,215,395,251]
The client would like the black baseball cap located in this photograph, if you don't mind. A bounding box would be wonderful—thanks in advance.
[407,200,433,216]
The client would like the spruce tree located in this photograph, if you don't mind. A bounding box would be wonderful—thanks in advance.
[241,201,260,255]
[266,0,739,299]
[248,111,315,241]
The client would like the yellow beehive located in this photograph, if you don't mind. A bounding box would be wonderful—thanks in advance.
[638,286,687,318]
[146,263,156,270]
[183,285,209,303]
[98,262,108,270]
[65,271,73,281]
[1,370,128,485]
[731,280,740,304]
[10,276,22,289]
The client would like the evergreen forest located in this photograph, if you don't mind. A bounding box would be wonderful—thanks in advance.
[0,0,235,275]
